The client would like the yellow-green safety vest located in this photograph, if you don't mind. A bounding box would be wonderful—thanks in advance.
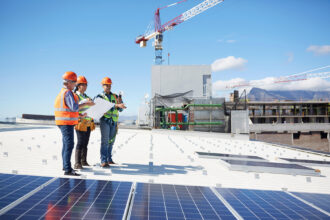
[77,93,92,121]
[103,93,119,122]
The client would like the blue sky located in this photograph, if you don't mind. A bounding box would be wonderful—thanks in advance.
[0,0,329,118]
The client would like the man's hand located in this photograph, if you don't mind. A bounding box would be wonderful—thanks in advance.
[116,103,126,109]
[86,100,95,106]
[80,113,87,117]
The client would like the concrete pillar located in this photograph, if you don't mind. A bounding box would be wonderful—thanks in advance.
[310,104,313,115]
[263,105,265,116]
[328,132,330,153]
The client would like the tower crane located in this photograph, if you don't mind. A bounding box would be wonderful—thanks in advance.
[226,65,330,89]
[135,0,224,65]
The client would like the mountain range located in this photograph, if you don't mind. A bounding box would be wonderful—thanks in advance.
[247,88,330,101]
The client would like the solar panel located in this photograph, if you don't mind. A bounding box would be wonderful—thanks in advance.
[216,188,330,219]
[280,158,330,166]
[1,178,132,220]
[291,192,330,214]
[220,159,320,176]
[0,174,52,210]
[129,182,236,220]
[196,152,265,161]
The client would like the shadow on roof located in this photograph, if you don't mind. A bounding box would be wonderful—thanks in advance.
[0,126,52,132]
[82,163,203,176]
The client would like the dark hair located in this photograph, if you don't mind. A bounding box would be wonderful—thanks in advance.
[74,84,81,93]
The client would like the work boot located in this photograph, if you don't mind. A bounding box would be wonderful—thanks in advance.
[64,170,80,176]
[100,162,110,168]
[74,149,83,169]
[81,148,90,166]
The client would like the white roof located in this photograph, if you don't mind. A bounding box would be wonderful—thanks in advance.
[0,124,329,194]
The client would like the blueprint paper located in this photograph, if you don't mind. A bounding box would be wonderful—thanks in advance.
[84,97,115,120]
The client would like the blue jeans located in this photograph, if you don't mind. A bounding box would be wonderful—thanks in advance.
[58,125,75,172]
[100,118,117,163]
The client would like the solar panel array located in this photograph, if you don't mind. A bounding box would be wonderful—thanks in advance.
[221,160,314,170]
[129,183,236,220]
[0,173,51,210]
[1,176,132,220]
[215,188,329,219]
[1,173,330,220]
[196,152,265,160]
[280,158,330,166]
[292,192,330,214]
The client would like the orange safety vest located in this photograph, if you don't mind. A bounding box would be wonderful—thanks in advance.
[54,88,79,125]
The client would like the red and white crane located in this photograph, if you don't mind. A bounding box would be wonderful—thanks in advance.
[226,65,330,89]
[135,0,224,65]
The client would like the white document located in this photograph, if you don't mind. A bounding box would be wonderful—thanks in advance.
[84,97,115,120]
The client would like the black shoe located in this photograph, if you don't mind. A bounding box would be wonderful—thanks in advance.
[81,162,90,166]
[74,163,83,169]
[63,168,77,171]
[108,161,116,165]
[100,162,110,168]
[64,170,80,176]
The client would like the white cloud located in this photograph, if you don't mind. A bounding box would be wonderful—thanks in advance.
[211,56,247,72]
[217,39,236,43]
[213,77,330,99]
[213,78,247,91]
[258,77,330,91]
[307,45,330,55]
[286,52,294,63]
[226,40,236,43]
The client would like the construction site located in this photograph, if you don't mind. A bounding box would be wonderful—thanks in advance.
[1,0,330,219]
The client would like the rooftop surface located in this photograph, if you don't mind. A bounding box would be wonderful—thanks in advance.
[1,124,329,193]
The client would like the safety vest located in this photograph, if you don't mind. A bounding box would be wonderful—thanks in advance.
[77,93,92,121]
[102,93,119,122]
[54,88,79,125]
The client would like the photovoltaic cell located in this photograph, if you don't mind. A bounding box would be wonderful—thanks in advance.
[0,174,51,210]
[196,152,265,160]
[292,192,330,214]
[129,183,236,220]
[216,188,329,219]
[280,158,330,166]
[220,159,320,176]
[1,178,132,220]
[221,160,314,170]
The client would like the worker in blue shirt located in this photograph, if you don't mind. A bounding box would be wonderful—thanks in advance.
[54,71,93,176]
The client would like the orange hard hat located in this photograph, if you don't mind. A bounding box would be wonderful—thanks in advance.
[77,76,88,84]
[101,77,112,85]
[62,71,77,82]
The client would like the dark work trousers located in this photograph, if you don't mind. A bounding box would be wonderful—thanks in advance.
[58,125,74,172]
[75,127,91,157]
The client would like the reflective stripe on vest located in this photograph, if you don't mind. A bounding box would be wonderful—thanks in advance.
[55,117,79,121]
[103,93,119,122]
[54,88,79,125]
[77,93,92,120]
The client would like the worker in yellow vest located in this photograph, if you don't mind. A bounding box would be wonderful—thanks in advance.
[73,76,95,169]
[54,71,94,176]
[96,77,126,168]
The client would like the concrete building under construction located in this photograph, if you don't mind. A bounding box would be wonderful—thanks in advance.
[227,96,330,152]
[147,67,330,152]
[150,65,226,132]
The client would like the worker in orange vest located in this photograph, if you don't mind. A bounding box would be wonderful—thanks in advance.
[54,71,94,176]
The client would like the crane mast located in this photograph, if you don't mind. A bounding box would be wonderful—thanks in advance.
[136,0,224,65]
